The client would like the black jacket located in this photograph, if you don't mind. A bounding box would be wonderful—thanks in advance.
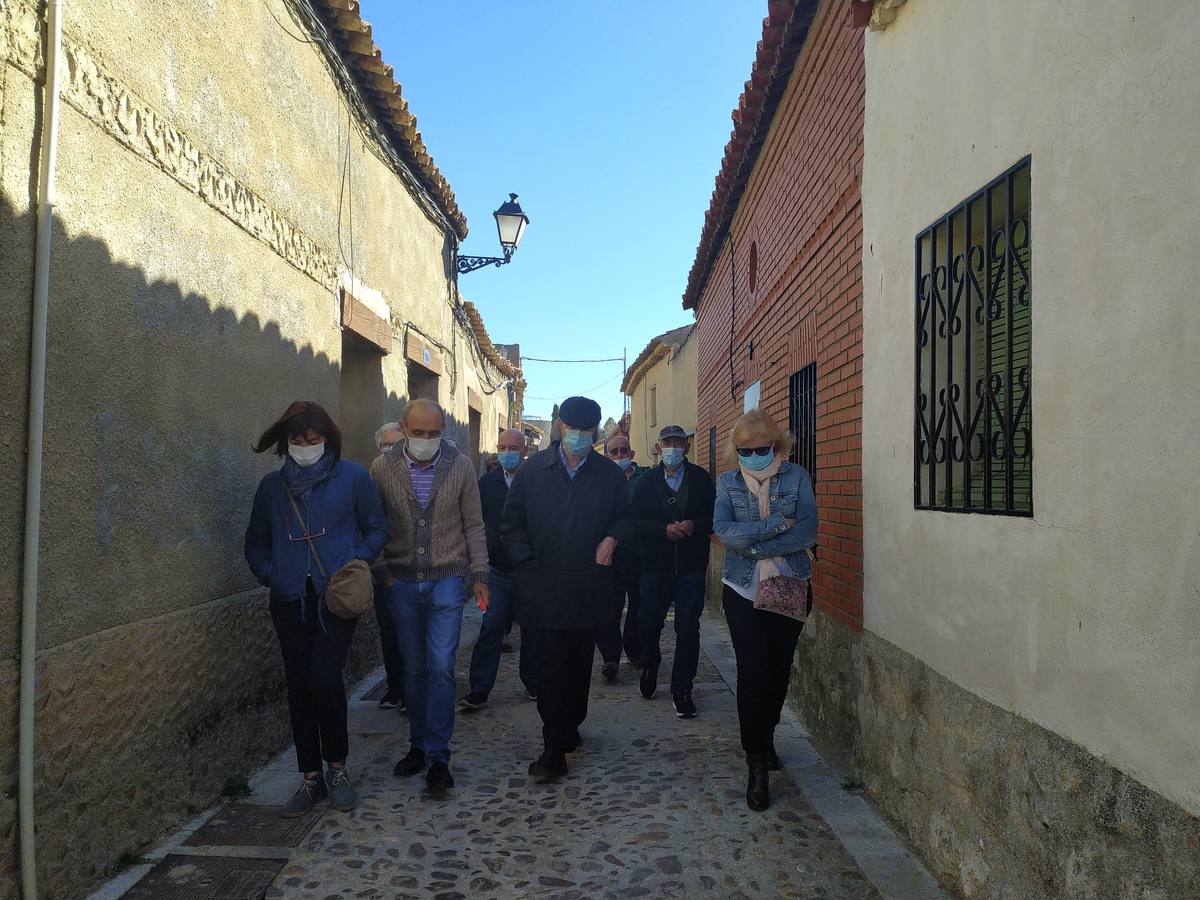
[500,442,634,630]
[478,465,514,573]
[631,460,716,574]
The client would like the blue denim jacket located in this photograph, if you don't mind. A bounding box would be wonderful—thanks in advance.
[714,461,817,590]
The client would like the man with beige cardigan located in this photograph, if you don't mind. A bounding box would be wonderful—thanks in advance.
[370,399,489,796]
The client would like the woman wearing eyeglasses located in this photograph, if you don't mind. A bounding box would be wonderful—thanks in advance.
[244,400,388,818]
[713,409,817,811]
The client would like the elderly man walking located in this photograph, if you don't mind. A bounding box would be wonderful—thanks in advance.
[595,433,648,679]
[460,428,537,710]
[502,396,633,780]
[370,400,489,796]
[633,425,715,719]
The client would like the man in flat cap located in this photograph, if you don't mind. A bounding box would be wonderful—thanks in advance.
[632,424,715,719]
[501,396,633,780]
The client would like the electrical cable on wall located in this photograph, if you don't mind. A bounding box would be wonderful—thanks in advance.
[728,237,738,403]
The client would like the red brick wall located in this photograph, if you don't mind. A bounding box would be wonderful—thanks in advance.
[695,0,864,631]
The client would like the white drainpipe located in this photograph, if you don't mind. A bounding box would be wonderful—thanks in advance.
[20,1,63,896]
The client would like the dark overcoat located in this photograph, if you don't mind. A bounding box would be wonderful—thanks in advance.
[500,442,633,630]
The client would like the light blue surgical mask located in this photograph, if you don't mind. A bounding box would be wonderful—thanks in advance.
[739,449,776,472]
[497,450,522,472]
[563,428,594,455]
[615,458,633,472]
[660,448,685,468]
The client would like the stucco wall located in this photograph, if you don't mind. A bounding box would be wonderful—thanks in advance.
[627,334,698,464]
[862,0,1200,816]
[1,0,508,894]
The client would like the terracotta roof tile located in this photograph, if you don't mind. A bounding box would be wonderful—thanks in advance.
[462,301,520,379]
[621,324,694,394]
[311,0,469,240]
[681,0,818,310]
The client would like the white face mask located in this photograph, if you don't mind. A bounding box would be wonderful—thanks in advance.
[288,441,325,467]
[407,436,441,461]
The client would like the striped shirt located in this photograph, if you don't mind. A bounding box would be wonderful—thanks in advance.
[406,449,440,507]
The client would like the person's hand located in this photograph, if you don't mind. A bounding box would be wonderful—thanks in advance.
[473,582,490,612]
[785,518,797,528]
[595,536,618,566]
[386,576,397,587]
[679,519,695,536]
[665,523,686,541]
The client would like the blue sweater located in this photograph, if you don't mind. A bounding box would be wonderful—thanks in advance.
[244,459,388,603]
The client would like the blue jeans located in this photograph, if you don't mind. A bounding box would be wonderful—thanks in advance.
[639,570,706,694]
[385,577,466,764]
[468,568,514,695]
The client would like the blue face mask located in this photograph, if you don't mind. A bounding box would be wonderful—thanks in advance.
[615,457,633,472]
[739,449,776,472]
[497,450,522,472]
[563,428,593,455]
[660,447,685,468]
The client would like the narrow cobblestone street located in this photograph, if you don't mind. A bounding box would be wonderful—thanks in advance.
[101,610,945,900]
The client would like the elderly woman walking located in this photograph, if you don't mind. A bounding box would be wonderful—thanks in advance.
[714,409,817,811]
[244,401,388,817]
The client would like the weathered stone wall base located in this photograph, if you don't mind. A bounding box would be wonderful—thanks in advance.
[705,551,1198,897]
[1,591,381,900]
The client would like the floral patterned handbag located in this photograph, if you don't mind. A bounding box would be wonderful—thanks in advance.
[753,550,815,624]
[754,575,810,623]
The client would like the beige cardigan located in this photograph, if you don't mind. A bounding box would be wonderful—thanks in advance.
[368,440,489,587]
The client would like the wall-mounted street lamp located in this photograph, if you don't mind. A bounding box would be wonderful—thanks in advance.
[456,193,530,275]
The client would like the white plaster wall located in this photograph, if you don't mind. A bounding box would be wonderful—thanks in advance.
[861,0,1200,814]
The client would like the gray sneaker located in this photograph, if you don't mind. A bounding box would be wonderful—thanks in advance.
[326,765,357,811]
[281,775,327,818]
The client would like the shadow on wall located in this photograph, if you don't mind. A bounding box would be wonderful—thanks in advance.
[0,194,464,897]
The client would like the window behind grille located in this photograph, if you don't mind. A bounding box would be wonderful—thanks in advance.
[789,363,816,479]
[914,157,1032,514]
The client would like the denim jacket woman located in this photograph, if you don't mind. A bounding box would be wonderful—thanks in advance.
[714,461,817,594]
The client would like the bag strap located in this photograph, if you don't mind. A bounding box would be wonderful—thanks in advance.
[284,486,327,579]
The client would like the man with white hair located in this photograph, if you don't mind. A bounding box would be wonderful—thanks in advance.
[370,399,490,797]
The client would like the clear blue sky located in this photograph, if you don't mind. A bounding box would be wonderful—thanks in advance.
[360,1,767,424]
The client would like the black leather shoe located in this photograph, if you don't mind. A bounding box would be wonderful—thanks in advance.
[426,761,454,795]
[746,752,770,811]
[672,691,697,719]
[528,749,568,781]
[639,662,658,699]
[393,747,425,778]
[601,661,619,683]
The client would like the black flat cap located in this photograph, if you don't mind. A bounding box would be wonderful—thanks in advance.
[559,396,601,429]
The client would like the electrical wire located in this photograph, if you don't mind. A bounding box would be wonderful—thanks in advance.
[522,356,625,364]
[524,369,625,401]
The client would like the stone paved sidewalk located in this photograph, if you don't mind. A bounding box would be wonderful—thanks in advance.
[96,608,947,900]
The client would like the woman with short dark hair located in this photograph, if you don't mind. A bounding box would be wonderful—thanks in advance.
[714,409,817,812]
[244,400,388,817]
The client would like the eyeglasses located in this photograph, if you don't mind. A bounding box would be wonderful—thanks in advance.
[735,446,773,458]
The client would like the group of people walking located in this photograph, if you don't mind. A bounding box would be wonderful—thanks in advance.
[244,394,817,818]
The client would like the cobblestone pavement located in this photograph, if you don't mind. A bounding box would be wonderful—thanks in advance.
[103,608,944,899]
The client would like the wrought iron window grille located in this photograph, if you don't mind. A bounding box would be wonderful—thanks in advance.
[915,156,1032,515]
[789,363,817,479]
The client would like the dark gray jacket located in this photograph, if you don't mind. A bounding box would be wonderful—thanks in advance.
[500,442,634,630]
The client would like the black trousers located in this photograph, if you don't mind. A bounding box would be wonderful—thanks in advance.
[722,586,804,754]
[531,626,596,751]
[595,575,642,664]
[271,583,358,773]
[373,589,405,693]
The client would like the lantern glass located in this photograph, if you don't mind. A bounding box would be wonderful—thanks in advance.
[493,193,529,251]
